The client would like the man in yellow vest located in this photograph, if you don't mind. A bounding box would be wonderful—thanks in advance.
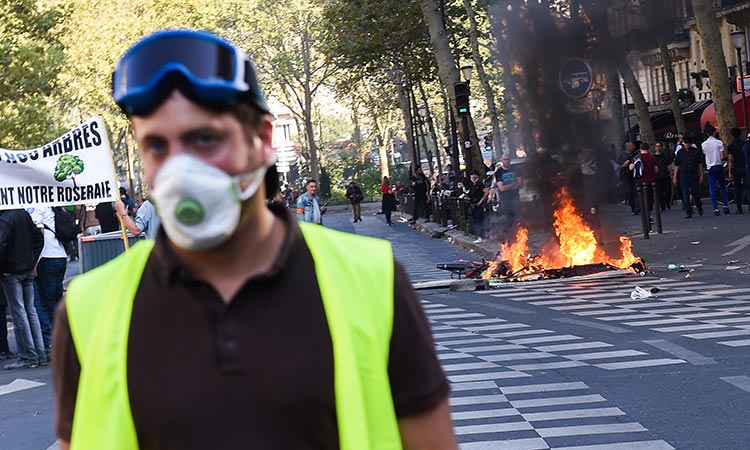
[51,30,457,450]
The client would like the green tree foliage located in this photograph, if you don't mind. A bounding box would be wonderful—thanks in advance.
[0,0,68,148]
[53,154,85,186]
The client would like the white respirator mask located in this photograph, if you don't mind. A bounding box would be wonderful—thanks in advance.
[150,153,273,251]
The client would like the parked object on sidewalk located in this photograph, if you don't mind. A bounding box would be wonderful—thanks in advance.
[630,286,653,300]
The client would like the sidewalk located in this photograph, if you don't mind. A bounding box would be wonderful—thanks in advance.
[394,200,750,280]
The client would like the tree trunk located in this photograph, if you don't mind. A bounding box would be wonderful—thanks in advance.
[692,0,736,138]
[463,0,503,160]
[659,41,687,136]
[616,55,655,144]
[605,62,625,152]
[419,0,483,174]
[418,81,444,179]
[301,29,320,181]
[397,83,417,172]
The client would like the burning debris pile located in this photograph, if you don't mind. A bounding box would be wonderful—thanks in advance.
[483,188,646,281]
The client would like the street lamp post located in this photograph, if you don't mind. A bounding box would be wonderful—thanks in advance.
[458,64,474,175]
[731,29,748,131]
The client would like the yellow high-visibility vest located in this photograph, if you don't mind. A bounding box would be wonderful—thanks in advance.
[66,222,402,450]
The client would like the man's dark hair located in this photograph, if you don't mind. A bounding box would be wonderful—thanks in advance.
[306,179,318,187]
[731,127,742,139]
[703,123,717,136]
[470,170,480,176]
[640,142,650,150]
[684,133,695,144]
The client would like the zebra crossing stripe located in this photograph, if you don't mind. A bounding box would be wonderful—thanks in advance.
[536,422,647,438]
[670,311,739,319]
[509,335,583,345]
[451,407,520,420]
[457,344,525,353]
[708,317,750,324]
[575,308,637,316]
[498,382,588,394]
[448,371,531,382]
[453,420,533,435]
[430,313,484,320]
[437,353,471,361]
[719,339,750,347]
[685,329,750,339]
[459,437,549,450]
[595,358,686,370]
[623,318,690,326]
[642,339,716,365]
[509,361,587,371]
[688,300,747,308]
[481,352,556,362]
[652,323,725,333]
[552,440,675,450]
[432,331,477,338]
[522,406,625,422]
[533,342,612,352]
[437,337,496,346]
[599,313,658,321]
[442,361,500,372]
[564,350,646,361]
[466,323,531,332]
[720,375,750,393]
[510,394,606,408]
[449,394,507,406]
[444,318,506,326]
[553,303,611,311]
[487,329,554,339]
[450,380,499,391]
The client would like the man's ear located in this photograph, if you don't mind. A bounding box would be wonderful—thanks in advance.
[257,116,275,161]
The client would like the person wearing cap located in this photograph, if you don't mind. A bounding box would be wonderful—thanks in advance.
[673,133,705,218]
[701,124,730,215]
[51,30,455,450]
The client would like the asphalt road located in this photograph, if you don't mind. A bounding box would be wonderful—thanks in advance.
[3,203,749,450]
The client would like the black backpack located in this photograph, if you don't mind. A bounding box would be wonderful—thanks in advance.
[45,207,79,244]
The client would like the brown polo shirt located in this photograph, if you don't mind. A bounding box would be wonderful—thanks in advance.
[52,205,449,449]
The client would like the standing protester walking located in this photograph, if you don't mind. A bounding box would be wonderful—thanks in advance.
[466,170,489,243]
[0,209,46,369]
[618,142,639,215]
[296,179,327,224]
[381,176,396,226]
[345,180,363,222]
[727,128,747,214]
[494,153,524,235]
[631,143,659,221]
[410,167,429,223]
[654,142,673,211]
[673,134,705,218]
[701,124,730,215]
[29,206,69,349]
[52,29,455,450]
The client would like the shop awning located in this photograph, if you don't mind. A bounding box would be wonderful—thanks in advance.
[699,93,750,131]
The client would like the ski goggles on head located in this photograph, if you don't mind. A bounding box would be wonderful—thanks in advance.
[112,29,269,116]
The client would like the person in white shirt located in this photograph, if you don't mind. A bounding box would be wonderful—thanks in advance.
[701,124,730,215]
[27,206,68,349]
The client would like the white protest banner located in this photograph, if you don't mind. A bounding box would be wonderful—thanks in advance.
[0,116,118,210]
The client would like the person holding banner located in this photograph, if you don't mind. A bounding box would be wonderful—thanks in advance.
[114,194,160,240]
[51,29,455,450]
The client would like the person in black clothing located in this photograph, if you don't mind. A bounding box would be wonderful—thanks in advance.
[94,202,119,233]
[466,170,489,243]
[345,181,364,222]
[673,134,704,218]
[654,142,673,211]
[410,167,429,223]
[727,127,747,214]
[0,209,46,369]
[617,142,639,214]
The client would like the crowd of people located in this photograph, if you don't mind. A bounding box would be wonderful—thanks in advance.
[617,125,750,221]
[0,189,159,370]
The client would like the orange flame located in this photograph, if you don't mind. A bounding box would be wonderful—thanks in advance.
[483,187,642,279]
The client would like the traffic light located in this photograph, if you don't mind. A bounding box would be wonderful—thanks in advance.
[483,134,493,151]
[454,82,470,115]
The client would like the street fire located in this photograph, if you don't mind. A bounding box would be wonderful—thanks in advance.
[483,188,644,280]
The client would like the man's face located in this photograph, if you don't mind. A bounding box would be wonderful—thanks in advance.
[470,174,479,183]
[306,182,318,196]
[626,143,635,153]
[655,144,663,153]
[501,155,511,169]
[131,90,273,189]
